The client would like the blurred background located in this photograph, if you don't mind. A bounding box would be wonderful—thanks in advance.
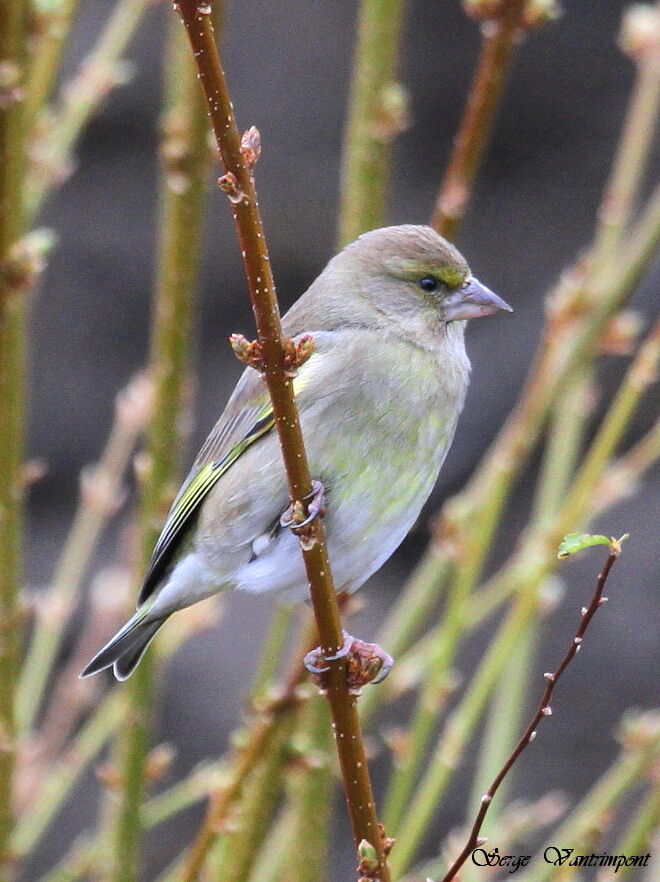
[24,0,658,878]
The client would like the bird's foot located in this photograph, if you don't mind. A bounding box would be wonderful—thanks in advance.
[280,480,326,549]
[304,631,394,694]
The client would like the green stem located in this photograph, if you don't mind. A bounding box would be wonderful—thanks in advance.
[213,715,296,882]
[24,0,81,124]
[251,604,295,699]
[467,623,536,823]
[16,372,152,736]
[600,785,660,880]
[556,320,659,538]
[520,714,660,882]
[12,691,127,859]
[359,548,452,725]
[591,31,660,262]
[108,17,210,882]
[383,562,467,831]
[280,700,334,882]
[390,578,542,875]
[468,365,592,822]
[532,366,592,526]
[0,0,30,871]
[338,0,407,246]
[25,0,152,221]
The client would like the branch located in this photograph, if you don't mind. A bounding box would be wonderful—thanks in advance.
[24,0,81,125]
[0,0,30,869]
[436,537,626,882]
[107,15,211,882]
[592,3,660,260]
[338,0,407,246]
[430,0,559,239]
[174,3,391,878]
[25,0,152,222]
[16,372,153,736]
[175,644,311,882]
[522,709,660,882]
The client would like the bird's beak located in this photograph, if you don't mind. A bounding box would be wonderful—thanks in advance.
[443,277,513,322]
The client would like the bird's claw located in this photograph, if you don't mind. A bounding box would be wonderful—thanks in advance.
[304,631,394,694]
[281,480,326,548]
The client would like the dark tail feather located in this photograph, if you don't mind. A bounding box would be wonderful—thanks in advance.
[80,614,166,681]
[112,620,164,680]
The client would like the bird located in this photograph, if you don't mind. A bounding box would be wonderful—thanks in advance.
[81,224,512,681]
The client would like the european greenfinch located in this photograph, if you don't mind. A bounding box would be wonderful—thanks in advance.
[82,225,511,680]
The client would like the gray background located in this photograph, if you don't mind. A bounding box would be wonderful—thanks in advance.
[25,0,659,878]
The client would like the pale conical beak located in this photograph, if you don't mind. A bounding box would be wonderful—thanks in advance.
[443,277,513,322]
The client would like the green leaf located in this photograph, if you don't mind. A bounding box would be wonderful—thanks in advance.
[557,533,613,559]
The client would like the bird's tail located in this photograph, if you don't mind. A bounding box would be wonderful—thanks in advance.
[80,607,167,681]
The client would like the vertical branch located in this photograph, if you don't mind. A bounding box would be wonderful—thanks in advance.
[174,2,391,878]
[24,0,81,124]
[108,15,211,882]
[212,715,296,882]
[430,0,558,239]
[338,0,407,246]
[0,0,30,871]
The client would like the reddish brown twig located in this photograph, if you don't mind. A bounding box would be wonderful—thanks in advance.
[437,540,624,882]
[174,3,390,879]
[430,0,557,240]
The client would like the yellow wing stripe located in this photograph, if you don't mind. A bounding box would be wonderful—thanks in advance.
[139,406,275,603]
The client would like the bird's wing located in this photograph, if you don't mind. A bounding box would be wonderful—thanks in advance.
[137,335,325,606]
[137,365,274,605]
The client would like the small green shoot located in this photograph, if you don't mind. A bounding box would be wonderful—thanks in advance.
[557,532,630,559]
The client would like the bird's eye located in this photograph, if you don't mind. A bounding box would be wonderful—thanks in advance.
[418,276,439,293]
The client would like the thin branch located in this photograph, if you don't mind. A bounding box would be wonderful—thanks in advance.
[522,710,660,882]
[24,0,81,125]
[338,0,407,246]
[174,3,391,878]
[436,541,624,882]
[430,0,558,239]
[173,655,310,882]
[11,691,127,860]
[212,714,297,882]
[592,3,660,260]
[16,373,153,736]
[0,0,30,869]
[107,15,211,882]
[25,0,152,222]
[431,0,525,238]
